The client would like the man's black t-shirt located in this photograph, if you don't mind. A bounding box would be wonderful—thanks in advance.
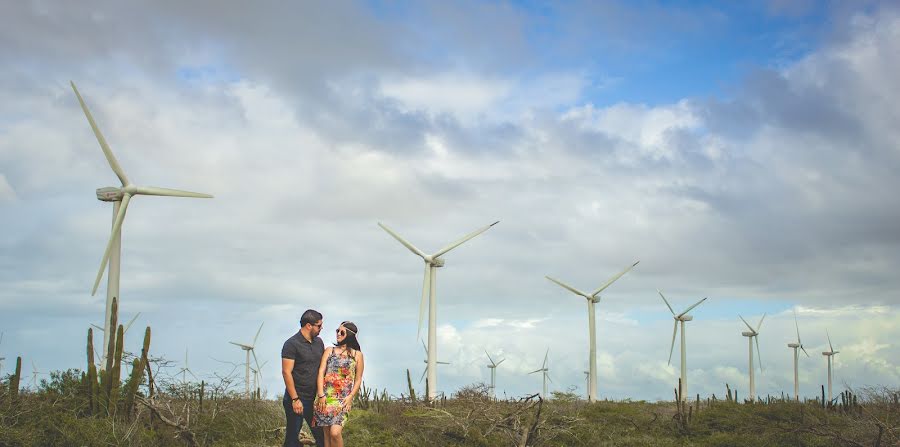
[281,332,325,400]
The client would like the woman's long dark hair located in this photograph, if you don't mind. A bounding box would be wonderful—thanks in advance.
[335,321,361,352]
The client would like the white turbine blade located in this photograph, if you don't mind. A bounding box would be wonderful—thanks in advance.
[229,341,251,349]
[90,323,104,332]
[417,266,430,341]
[658,290,676,315]
[92,193,132,295]
[755,336,763,372]
[528,368,542,375]
[495,358,505,367]
[71,81,129,186]
[739,315,755,333]
[432,221,499,258]
[546,373,554,384]
[793,308,801,344]
[756,313,766,332]
[826,329,834,353]
[589,261,639,297]
[485,350,496,366]
[420,368,427,383]
[124,312,141,334]
[421,340,428,356]
[542,348,549,369]
[188,369,199,381]
[251,348,261,372]
[801,345,810,358]
[378,223,426,258]
[668,320,678,365]
[436,361,450,365]
[545,276,590,299]
[677,297,708,318]
[133,186,213,199]
[252,322,264,347]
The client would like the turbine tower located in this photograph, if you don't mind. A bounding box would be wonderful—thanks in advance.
[545,261,639,402]
[528,348,552,399]
[71,82,213,370]
[822,329,839,403]
[659,291,707,401]
[739,313,765,401]
[485,350,505,399]
[0,332,5,375]
[379,221,498,400]
[229,322,263,398]
[787,309,809,401]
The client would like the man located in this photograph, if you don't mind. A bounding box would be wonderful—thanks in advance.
[281,309,325,447]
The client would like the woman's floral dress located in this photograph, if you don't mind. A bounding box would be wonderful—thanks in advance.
[314,348,357,426]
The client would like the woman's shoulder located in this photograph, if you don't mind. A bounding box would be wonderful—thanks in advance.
[323,346,334,355]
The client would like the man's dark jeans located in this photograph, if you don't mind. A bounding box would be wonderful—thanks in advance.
[282,394,324,447]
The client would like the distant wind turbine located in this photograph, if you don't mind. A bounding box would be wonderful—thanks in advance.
[822,329,840,403]
[528,348,552,399]
[420,341,450,383]
[71,82,213,370]
[485,350,505,399]
[31,360,44,389]
[379,221,498,400]
[659,290,707,401]
[229,322,263,398]
[545,261,639,402]
[739,313,766,401]
[177,348,199,384]
[787,309,809,401]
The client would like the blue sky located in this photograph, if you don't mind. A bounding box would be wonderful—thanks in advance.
[1,1,899,402]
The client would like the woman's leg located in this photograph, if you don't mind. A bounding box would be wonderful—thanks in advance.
[322,424,331,447]
[328,425,344,447]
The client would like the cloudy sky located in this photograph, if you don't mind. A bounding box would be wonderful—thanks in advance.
[1,1,899,401]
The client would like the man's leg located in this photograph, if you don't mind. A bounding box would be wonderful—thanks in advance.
[300,397,325,447]
[283,394,302,447]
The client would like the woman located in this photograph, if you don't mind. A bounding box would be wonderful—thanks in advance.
[314,321,365,447]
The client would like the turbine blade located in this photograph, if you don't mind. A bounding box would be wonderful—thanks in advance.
[124,312,141,334]
[545,276,590,299]
[421,340,428,356]
[436,361,450,365]
[589,261,639,297]
[92,193,131,295]
[251,349,261,372]
[794,308,801,344]
[658,290,676,315]
[677,297,708,318]
[253,322,264,347]
[485,350,495,366]
[417,265,430,341]
[496,358,505,366]
[378,223,426,258]
[668,320,678,365]
[432,221,499,258]
[739,315,755,333]
[801,345,810,358]
[70,81,129,186]
[90,323,104,332]
[229,341,251,349]
[826,329,834,353]
[755,336,763,372]
[756,313,766,332]
[543,348,549,369]
[547,373,554,384]
[133,186,213,199]
[420,368,426,383]
[528,369,542,374]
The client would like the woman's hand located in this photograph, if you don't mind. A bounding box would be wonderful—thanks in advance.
[316,396,327,412]
[342,395,353,412]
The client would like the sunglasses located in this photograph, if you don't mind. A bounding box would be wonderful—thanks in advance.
[336,328,346,336]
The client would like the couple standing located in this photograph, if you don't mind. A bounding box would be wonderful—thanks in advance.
[281,309,365,447]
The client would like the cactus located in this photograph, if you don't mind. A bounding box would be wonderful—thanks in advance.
[108,324,124,417]
[104,298,119,373]
[122,359,142,417]
[406,369,416,402]
[87,328,99,414]
[199,380,205,412]
[9,356,21,398]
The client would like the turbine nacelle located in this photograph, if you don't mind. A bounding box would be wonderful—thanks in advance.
[742,331,756,337]
[787,343,800,348]
[675,315,694,322]
[424,256,445,267]
[96,187,125,202]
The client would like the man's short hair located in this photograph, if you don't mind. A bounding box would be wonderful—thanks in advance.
[300,309,323,327]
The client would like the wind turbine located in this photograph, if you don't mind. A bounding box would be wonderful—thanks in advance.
[528,348,552,399]
[485,350,505,399]
[739,313,766,401]
[787,309,809,401]
[177,348,199,384]
[546,261,639,402]
[419,341,450,383]
[0,332,5,375]
[379,221,498,400]
[251,360,268,398]
[91,312,141,336]
[71,82,213,370]
[822,329,839,403]
[31,360,44,389]
[659,291,707,401]
[229,322,263,398]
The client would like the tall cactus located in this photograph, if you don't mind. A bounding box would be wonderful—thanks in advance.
[100,297,119,411]
[123,326,151,418]
[87,328,99,414]
[108,324,124,417]
[9,356,21,398]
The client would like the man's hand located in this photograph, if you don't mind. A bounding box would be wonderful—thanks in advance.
[292,399,303,415]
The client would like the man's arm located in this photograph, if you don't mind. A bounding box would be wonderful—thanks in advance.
[282,358,302,415]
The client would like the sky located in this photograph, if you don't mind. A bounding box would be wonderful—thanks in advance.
[1,0,899,402]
